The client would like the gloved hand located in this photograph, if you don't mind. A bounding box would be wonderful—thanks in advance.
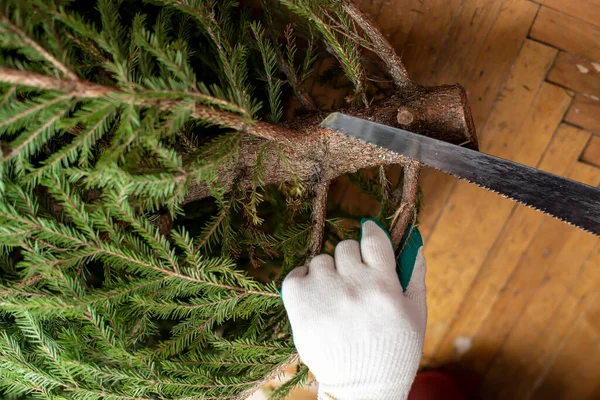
[282,219,427,400]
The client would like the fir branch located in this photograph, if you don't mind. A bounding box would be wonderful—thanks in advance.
[230,353,299,400]
[342,1,415,90]
[109,187,181,273]
[280,24,317,110]
[132,13,197,89]
[0,68,301,151]
[0,85,16,107]
[151,314,220,358]
[260,3,316,110]
[320,9,377,54]
[250,22,284,122]
[0,67,113,97]
[32,101,117,177]
[269,364,310,400]
[44,175,98,242]
[0,92,72,131]
[155,0,255,112]
[281,0,368,106]
[3,111,64,161]
[0,333,153,400]
[0,68,250,117]
[0,13,78,81]
[194,206,230,253]
[138,89,250,116]
[0,278,165,313]
[0,208,279,298]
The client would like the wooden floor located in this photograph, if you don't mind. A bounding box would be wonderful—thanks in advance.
[256,1,600,399]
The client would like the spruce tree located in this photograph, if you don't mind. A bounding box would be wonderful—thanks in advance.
[0,0,476,398]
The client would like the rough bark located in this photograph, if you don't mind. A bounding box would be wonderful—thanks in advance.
[391,161,420,250]
[308,181,330,257]
[183,84,478,205]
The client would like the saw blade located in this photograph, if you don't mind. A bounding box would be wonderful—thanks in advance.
[321,112,600,236]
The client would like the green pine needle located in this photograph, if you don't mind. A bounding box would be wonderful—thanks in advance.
[0,0,388,397]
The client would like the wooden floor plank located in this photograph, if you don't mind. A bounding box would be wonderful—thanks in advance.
[372,0,421,56]
[415,0,539,244]
[429,0,503,86]
[581,134,600,168]
[530,294,600,400]
[534,0,600,29]
[422,41,558,360]
[456,125,592,374]
[400,0,462,84]
[515,241,600,400]
[547,51,600,98]
[565,94,600,134]
[417,168,457,241]
[530,6,600,63]
[430,85,574,364]
[465,0,539,129]
[480,162,600,400]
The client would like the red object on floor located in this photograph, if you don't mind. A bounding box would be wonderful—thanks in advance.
[408,371,467,400]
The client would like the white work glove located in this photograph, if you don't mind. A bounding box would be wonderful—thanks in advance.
[282,219,427,400]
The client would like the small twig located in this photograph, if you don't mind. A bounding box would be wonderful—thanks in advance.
[194,208,228,253]
[0,67,297,142]
[390,161,420,250]
[64,31,106,64]
[0,67,112,97]
[308,181,329,257]
[0,14,78,81]
[271,22,317,111]
[278,59,317,111]
[3,113,64,160]
[14,274,44,288]
[342,1,416,91]
[176,130,199,151]
[321,9,378,54]
[379,165,392,203]
[230,353,299,400]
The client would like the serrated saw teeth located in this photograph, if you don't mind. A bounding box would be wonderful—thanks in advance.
[321,112,600,237]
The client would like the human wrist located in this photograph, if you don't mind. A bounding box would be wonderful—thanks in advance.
[308,336,421,400]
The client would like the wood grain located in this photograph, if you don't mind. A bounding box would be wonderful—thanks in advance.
[512,237,600,399]
[430,83,573,364]
[457,125,591,374]
[415,0,538,245]
[581,134,600,168]
[417,168,457,241]
[530,6,600,63]
[565,94,600,133]
[465,0,540,129]
[530,293,600,400]
[480,161,600,400]
[371,0,421,56]
[400,0,463,84]
[534,0,600,29]
[429,0,503,87]
[547,51,600,98]
[422,41,559,360]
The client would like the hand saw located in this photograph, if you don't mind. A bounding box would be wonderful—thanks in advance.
[321,112,600,236]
